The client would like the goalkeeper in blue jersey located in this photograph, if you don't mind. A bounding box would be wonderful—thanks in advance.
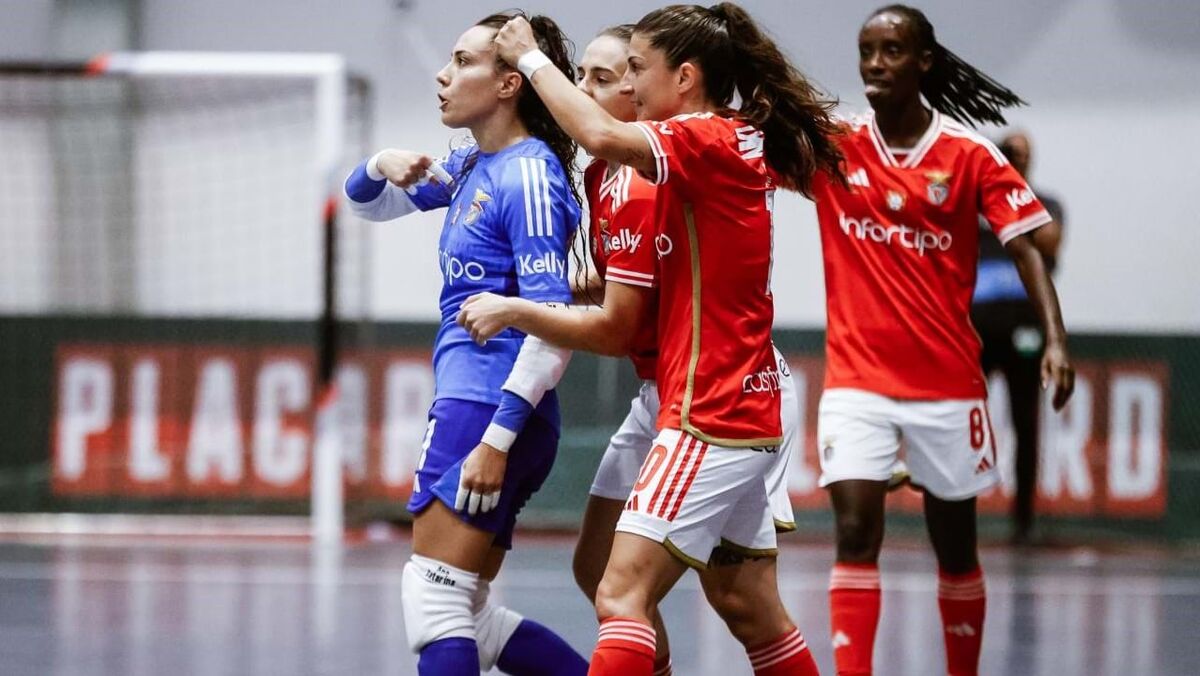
[344,11,586,676]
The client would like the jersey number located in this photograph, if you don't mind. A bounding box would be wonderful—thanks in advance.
[413,418,437,493]
[633,444,669,492]
[968,407,986,450]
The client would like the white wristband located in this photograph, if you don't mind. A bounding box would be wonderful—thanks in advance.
[517,49,553,80]
[481,423,517,453]
[366,150,388,181]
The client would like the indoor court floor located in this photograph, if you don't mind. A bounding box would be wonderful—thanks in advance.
[1,532,1197,675]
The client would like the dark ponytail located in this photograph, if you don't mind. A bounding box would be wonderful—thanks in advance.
[635,3,844,195]
[872,4,1025,127]
[475,11,580,204]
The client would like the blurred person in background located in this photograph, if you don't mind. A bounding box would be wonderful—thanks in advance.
[971,130,1066,546]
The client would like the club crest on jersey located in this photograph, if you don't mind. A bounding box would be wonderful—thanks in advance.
[462,188,491,225]
[925,171,952,206]
[885,190,906,211]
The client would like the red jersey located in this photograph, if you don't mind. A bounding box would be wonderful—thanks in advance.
[635,113,783,446]
[583,159,660,381]
[813,110,1052,399]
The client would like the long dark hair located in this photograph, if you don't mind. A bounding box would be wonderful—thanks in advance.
[474,11,580,203]
[634,2,845,195]
[871,4,1025,127]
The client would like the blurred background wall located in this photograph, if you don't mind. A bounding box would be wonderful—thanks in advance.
[1,0,1198,331]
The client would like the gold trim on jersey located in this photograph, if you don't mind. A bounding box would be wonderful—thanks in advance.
[663,537,708,571]
[773,518,798,533]
[679,204,785,448]
[716,537,779,559]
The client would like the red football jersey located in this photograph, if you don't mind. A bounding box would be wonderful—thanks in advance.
[634,113,783,446]
[584,159,660,381]
[813,110,1052,399]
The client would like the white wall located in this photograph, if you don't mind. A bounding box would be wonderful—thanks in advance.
[2,0,1197,331]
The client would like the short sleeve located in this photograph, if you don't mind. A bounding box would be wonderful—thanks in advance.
[603,174,658,289]
[632,115,721,191]
[498,155,578,304]
[977,146,1052,245]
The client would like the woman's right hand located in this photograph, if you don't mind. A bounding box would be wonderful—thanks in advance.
[373,149,434,189]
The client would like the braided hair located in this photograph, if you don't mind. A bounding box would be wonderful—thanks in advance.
[871,4,1025,127]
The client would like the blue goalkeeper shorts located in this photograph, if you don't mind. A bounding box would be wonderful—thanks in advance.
[407,398,559,549]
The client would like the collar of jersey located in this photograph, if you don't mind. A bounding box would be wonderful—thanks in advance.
[868,108,943,170]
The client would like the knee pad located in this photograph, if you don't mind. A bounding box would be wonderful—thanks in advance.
[471,579,525,671]
[401,554,479,653]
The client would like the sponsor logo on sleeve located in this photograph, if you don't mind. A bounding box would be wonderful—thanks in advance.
[1006,187,1036,211]
[517,251,566,278]
[602,228,643,255]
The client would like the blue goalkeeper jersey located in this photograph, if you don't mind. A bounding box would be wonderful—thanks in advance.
[345,138,578,420]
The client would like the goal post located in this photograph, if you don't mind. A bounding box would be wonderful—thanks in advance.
[0,52,369,543]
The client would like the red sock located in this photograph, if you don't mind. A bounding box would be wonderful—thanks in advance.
[937,567,986,676]
[589,617,656,676]
[829,563,881,675]
[652,656,673,676]
[747,628,819,675]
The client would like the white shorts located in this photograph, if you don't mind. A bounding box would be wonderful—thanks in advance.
[617,427,779,569]
[817,388,999,501]
[590,381,660,500]
[591,349,798,532]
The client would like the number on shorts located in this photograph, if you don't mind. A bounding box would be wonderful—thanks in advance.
[633,444,669,492]
[413,418,437,493]
[968,407,986,450]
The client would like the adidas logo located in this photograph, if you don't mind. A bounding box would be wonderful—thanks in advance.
[946,623,976,637]
[832,631,852,649]
[975,456,994,475]
[848,168,870,188]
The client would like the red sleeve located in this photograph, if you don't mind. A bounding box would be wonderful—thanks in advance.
[632,115,722,192]
[976,144,1053,244]
[603,174,658,289]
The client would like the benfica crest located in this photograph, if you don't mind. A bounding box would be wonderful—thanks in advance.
[463,188,492,225]
[925,170,952,206]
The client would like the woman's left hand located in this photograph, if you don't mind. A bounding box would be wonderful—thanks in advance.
[458,293,516,345]
[494,16,539,68]
[455,442,507,516]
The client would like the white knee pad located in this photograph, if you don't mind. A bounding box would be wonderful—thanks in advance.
[471,579,525,671]
[401,554,479,653]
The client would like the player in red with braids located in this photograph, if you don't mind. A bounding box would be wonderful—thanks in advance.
[813,6,1075,675]
[470,4,845,675]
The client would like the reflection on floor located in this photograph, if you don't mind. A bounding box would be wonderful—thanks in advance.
[1,534,1197,675]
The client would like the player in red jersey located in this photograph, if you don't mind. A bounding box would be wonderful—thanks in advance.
[465,4,845,675]
[814,6,1075,675]
[464,22,809,676]
[574,24,677,674]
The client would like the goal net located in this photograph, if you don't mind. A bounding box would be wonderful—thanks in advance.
[0,52,394,541]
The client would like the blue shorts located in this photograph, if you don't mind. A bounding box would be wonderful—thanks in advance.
[407,398,559,549]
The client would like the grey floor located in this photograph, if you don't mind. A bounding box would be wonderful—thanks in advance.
[1,533,1198,675]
